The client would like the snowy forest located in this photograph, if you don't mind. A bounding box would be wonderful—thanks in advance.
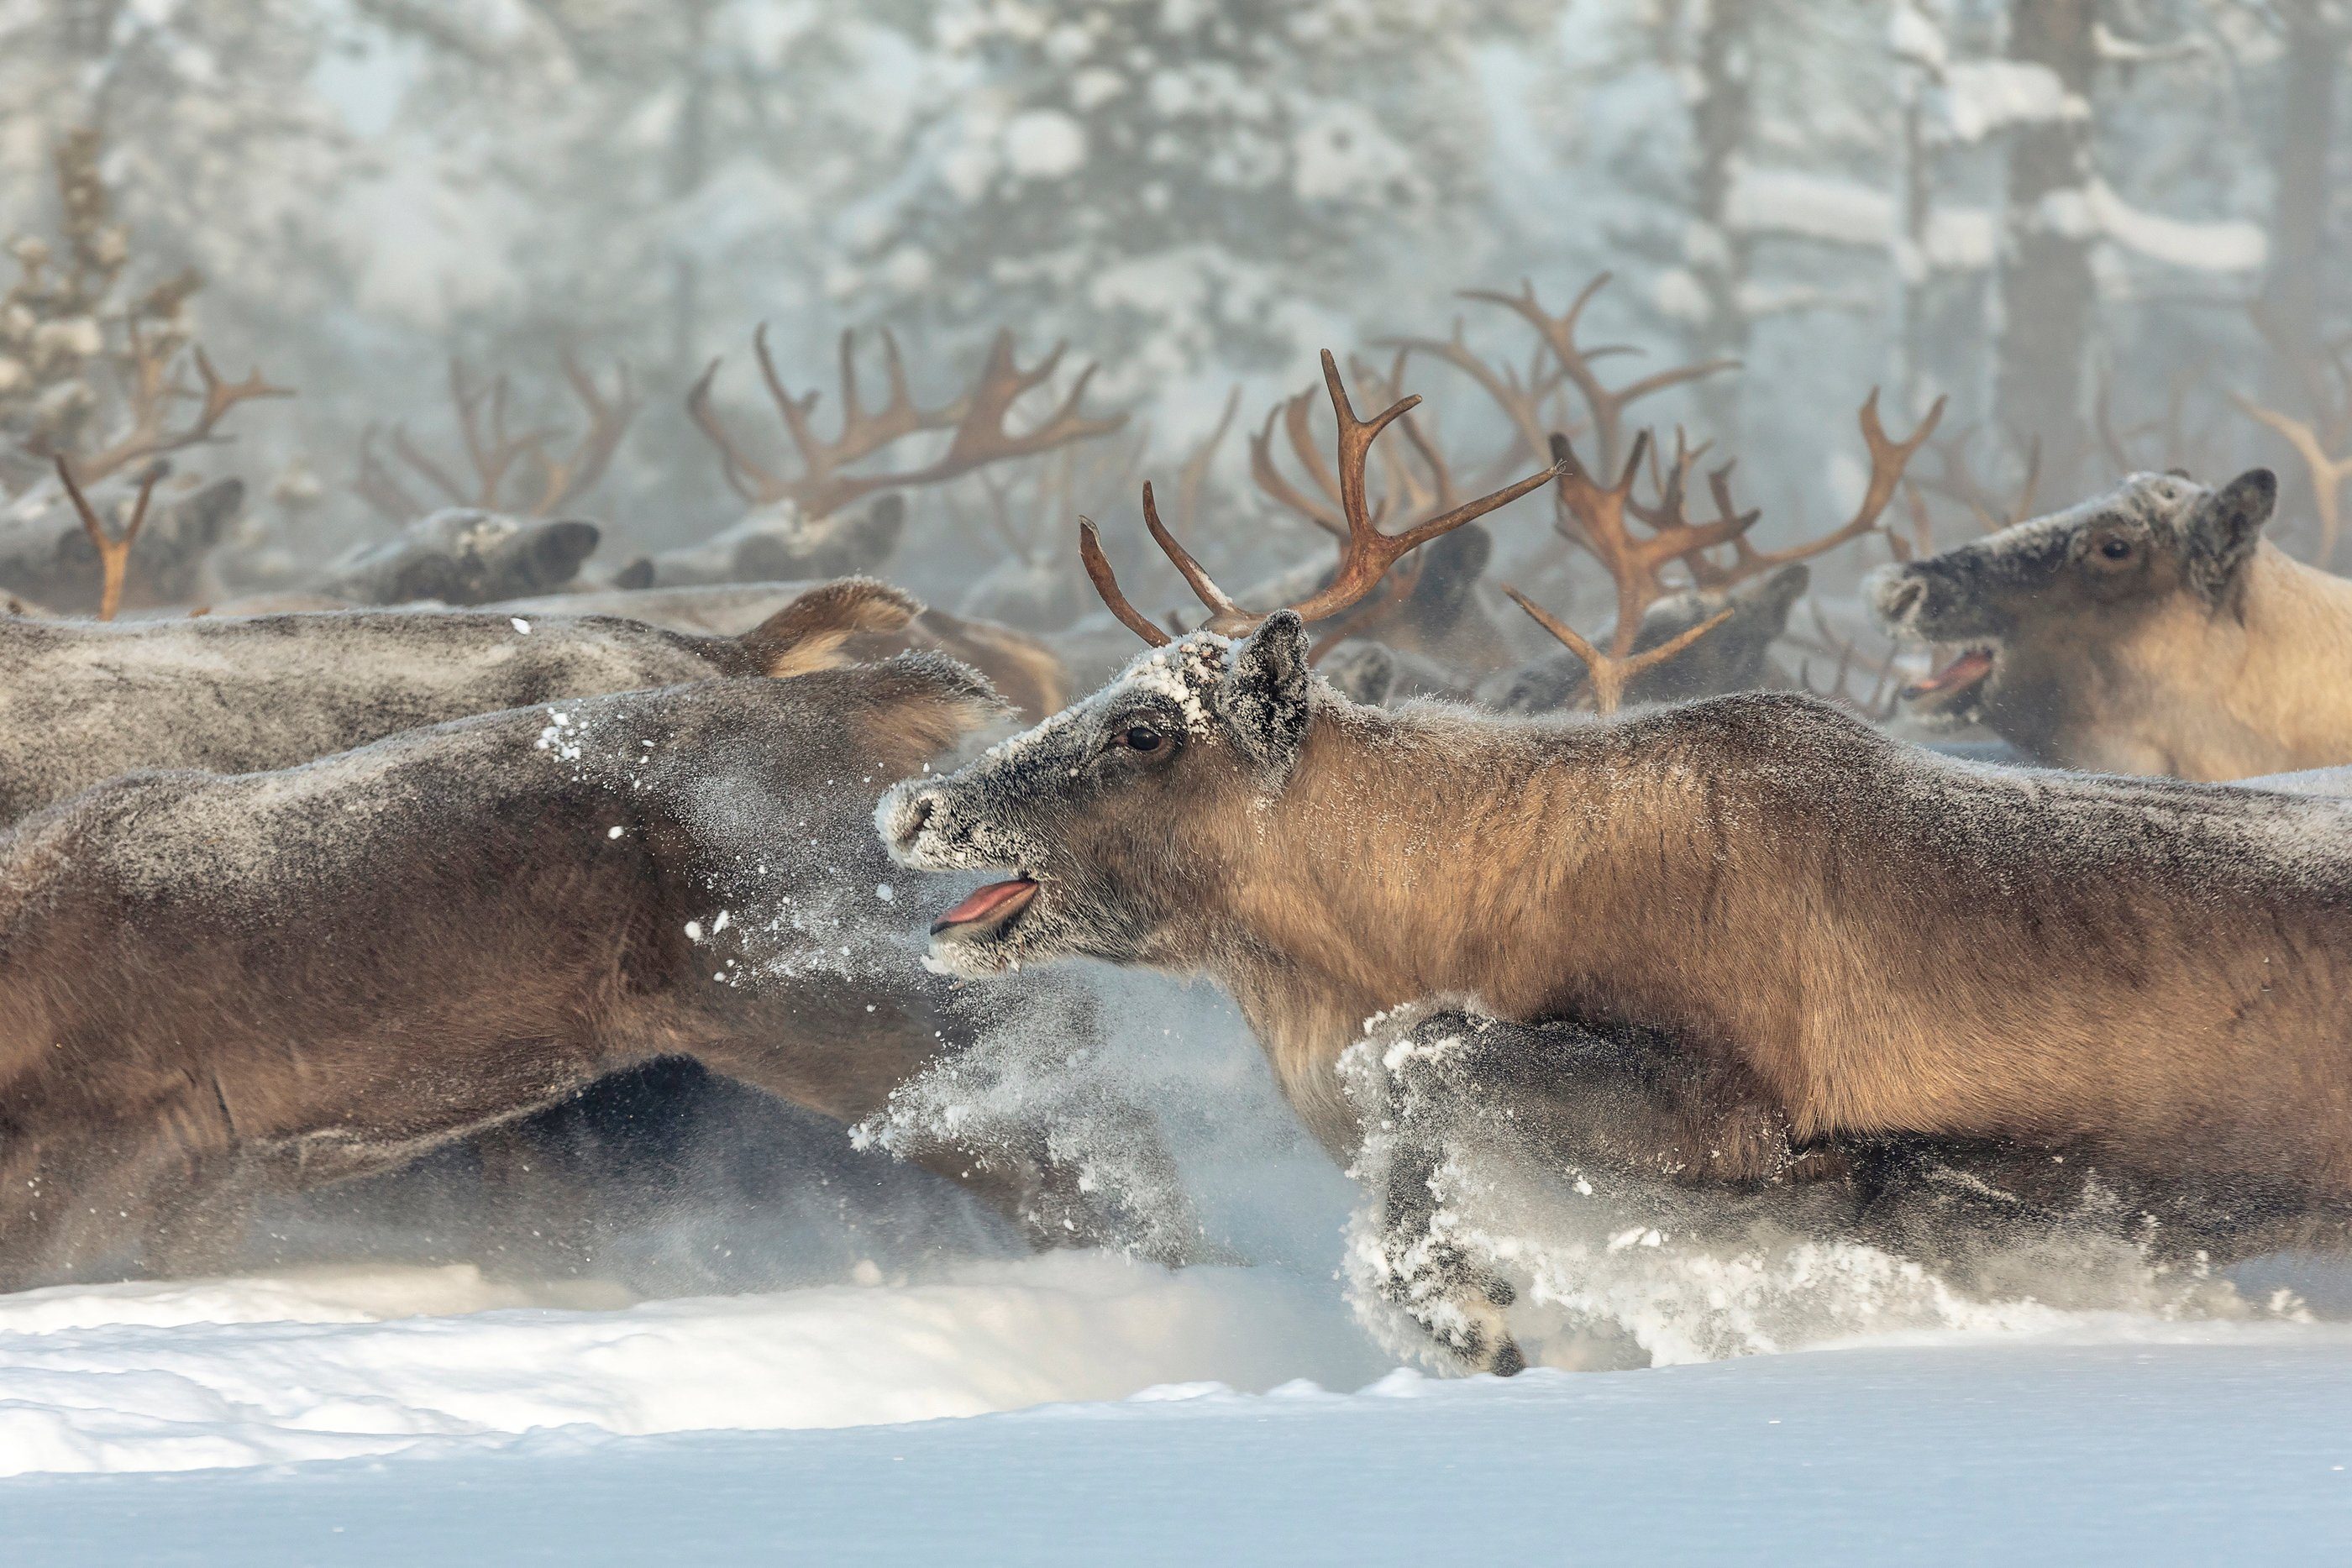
[11,2,2352,1561]
[3,0,2342,601]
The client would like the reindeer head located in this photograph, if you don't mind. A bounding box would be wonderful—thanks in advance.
[320,506,601,606]
[880,616,1314,978]
[1867,469,2277,753]
[881,350,1563,978]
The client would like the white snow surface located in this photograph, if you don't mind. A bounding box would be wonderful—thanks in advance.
[0,1254,1381,1480]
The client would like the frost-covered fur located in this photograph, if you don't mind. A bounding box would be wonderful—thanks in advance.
[313,507,602,605]
[885,612,2352,1362]
[0,658,1171,1288]
[1498,564,1809,714]
[0,473,244,613]
[1870,468,2352,779]
[623,495,906,588]
[0,580,919,824]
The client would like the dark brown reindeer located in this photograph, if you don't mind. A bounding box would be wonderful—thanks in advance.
[1870,467,2352,779]
[879,374,2352,1373]
[0,657,1189,1289]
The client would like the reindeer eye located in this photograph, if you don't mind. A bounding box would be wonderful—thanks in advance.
[2099,537,2133,561]
[1123,725,1164,753]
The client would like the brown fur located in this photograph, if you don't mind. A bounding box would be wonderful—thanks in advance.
[0,658,1130,1288]
[888,623,2352,1219]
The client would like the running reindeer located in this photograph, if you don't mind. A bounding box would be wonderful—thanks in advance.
[885,351,2352,1374]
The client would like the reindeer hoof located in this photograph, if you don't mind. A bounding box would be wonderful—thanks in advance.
[1490,1340,1526,1377]
[1483,1277,1517,1307]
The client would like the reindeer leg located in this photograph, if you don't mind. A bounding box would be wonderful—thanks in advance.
[1357,1008,1850,1375]
[1357,1009,1566,1376]
[0,1117,243,1291]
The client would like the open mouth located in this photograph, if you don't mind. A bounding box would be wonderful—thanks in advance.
[929,876,1038,941]
[1902,646,1996,706]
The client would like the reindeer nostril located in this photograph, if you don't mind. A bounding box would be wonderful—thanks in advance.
[905,795,936,838]
[1885,577,1926,619]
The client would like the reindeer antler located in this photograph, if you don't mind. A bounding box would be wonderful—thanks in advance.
[361,355,632,522]
[688,326,1126,519]
[2231,391,2352,567]
[1503,585,1732,716]
[1462,275,1739,477]
[55,454,161,621]
[1082,351,1564,648]
[1374,317,1567,484]
[67,343,290,486]
[1683,390,1947,589]
[530,354,638,514]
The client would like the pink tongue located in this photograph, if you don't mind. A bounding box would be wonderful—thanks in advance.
[932,878,1038,934]
[1904,648,1994,699]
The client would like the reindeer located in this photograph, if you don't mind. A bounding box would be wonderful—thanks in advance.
[0,579,918,823]
[270,354,643,607]
[1867,468,2352,779]
[879,357,2352,1375]
[0,656,1190,1288]
[658,328,1125,588]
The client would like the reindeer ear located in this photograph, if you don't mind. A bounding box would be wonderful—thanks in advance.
[738,577,922,678]
[1219,611,1312,780]
[2185,469,2275,604]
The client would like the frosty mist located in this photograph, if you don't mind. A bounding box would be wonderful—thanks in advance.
[0,0,2331,617]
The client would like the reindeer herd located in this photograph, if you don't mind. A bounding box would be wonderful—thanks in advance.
[6,263,2352,1375]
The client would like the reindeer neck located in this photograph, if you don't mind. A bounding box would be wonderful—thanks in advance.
[1205,698,1718,1137]
[2227,548,2352,768]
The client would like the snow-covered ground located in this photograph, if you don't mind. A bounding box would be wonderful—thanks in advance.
[7,971,2352,1561]
[3,1266,2351,1565]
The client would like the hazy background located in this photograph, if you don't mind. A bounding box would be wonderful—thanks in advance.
[0,0,2338,616]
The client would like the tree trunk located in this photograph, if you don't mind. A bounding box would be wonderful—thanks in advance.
[1992,0,2097,491]
[2259,0,2346,405]
[1688,0,1756,438]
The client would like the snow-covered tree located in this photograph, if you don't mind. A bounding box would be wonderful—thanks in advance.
[857,0,1540,418]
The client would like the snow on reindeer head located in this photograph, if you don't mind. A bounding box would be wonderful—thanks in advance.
[878,615,1315,978]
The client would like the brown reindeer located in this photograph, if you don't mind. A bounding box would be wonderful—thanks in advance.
[0,657,1189,1288]
[1870,467,2352,779]
[878,395,2352,1372]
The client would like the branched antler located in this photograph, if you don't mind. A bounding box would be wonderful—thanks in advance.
[66,342,289,485]
[1503,585,1733,715]
[360,354,634,523]
[55,454,160,620]
[1547,428,1750,656]
[1081,351,1563,648]
[1682,391,1947,589]
[1460,275,1739,477]
[688,326,1126,519]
